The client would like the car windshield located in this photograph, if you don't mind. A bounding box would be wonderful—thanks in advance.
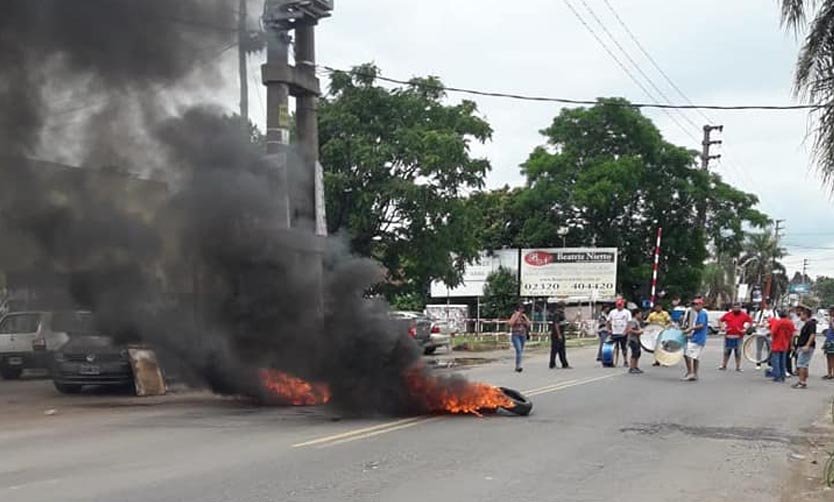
[63,335,115,351]
[51,312,98,334]
[0,313,41,334]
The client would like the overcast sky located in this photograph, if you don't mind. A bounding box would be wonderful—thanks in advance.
[231,0,834,278]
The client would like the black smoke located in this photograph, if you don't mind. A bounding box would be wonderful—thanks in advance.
[0,1,429,415]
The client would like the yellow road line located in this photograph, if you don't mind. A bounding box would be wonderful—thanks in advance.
[526,374,619,397]
[521,380,580,395]
[292,416,426,448]
[320,417,444,448]
[294,373,620,448]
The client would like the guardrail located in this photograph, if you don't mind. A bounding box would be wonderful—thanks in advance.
[452,319,597,338]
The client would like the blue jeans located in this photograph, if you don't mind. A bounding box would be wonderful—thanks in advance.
[771,351,786,381]
[511,334,526,369]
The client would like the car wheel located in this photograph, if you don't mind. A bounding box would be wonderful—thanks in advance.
[499,387,533,416]
[54,382,83,394]
[423,346,437,355]
[0,367,23,380]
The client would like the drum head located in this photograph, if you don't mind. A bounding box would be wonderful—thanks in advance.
[743,335,771,364]
[655,328,686,366]
[640,324,664,353]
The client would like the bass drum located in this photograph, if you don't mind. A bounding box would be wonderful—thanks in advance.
[601,338,616,368]
[654,328,687,367]
[640,324,665,353]
[743,334,772,364]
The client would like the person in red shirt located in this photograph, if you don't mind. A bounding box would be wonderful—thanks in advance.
[769,311,795,383]
[719,303,753,371]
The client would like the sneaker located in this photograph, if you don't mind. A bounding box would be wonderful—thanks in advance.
[681,374,692,381]
[685,375,697,382]
[628,368,639,374]
[736,368,743,373]
[549,364,556,369]
[791,382,806,389]
[756,364,762,370]
[635,368,644,374]
[515,367,523,373]
[718,366,727,371]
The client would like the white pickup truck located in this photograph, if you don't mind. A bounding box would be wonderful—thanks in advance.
[0,311,86,379]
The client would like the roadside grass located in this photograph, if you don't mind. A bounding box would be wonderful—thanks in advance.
[451,334,599,352]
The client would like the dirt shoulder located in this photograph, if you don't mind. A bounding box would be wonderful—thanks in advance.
[781,398,834,501]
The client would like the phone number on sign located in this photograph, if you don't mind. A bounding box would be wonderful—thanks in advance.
[522,283,615,292]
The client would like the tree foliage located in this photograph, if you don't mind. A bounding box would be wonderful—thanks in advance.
[470,99,768,300]
[814,276,834,307]
[319,64,492,301]
[481,267,519,319]
[780,1,834,188]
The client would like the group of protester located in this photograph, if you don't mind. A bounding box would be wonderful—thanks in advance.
[507,297,834,387]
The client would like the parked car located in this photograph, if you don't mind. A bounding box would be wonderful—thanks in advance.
[51,334,134,394]
[389,311,446,355]
[0,310,90,379]
[707,310,728,335]
[428,319,453,354]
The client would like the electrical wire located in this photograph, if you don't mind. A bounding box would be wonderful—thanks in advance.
[575,0,700,132]
[316,65,826,111]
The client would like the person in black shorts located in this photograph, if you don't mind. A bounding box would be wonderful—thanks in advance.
[626,309,644,374]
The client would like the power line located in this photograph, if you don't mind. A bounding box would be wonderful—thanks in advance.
[600,0,712,124]
[562,0,697,141]
[575,0,701,133]
[317,65,826,111]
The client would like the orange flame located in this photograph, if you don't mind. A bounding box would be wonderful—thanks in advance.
[259,370,331,406]
[404,368,513,416]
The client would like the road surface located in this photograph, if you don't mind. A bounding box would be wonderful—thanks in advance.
[1,339,831,502]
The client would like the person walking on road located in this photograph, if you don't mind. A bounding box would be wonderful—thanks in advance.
[597,305,611,362]
[823,307,834,380]
[646,303,671,326]
[719,303,752,372]
[509,304,531,373]
[755,299,777,370]
[769,310,795,383]
[607,299,631,368]
[683,298,708,381]
[627,309,644,374]
[792,306,817,389]
[549,303,571,369]
[647,303,671,366]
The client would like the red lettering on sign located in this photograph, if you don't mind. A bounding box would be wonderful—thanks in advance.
[524,251,553,267]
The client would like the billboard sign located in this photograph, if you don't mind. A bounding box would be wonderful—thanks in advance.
[520,248,618,300]
[789,283,811,294]
[430,249,519,298]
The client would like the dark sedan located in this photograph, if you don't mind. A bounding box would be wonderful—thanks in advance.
[51,335,134,393]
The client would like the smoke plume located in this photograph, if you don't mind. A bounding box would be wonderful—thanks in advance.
[0,1,430,415]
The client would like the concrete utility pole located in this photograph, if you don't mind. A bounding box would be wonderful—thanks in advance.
[262,0,332,232]
[697,124,724,228]
[238,0,249,126]
[700,125,723,170]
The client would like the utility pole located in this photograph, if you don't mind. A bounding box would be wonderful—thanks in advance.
[262,0,332,231]
[238,0,249,127]
[697,124,724,228]
[701,125,723,170]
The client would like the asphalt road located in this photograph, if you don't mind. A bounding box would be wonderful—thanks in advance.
[1,339,832,502]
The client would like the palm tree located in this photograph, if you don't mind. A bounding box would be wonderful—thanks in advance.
[702,255,735,307]
[780,1,834,186]
[739,231,788,301]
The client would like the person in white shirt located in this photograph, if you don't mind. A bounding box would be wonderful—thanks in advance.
[607,299,632,367]
[754,299,777,370]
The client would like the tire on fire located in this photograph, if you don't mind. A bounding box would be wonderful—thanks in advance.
[498,387,533,416]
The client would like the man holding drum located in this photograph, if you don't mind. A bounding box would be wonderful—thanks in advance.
[683,298,709,381]
[719,303,752,372]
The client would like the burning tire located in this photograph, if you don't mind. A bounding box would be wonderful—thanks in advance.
[498,387,533,416]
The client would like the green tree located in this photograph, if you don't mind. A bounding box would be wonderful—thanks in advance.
[319,64,492,302]
[740,230,788,301]
[507,99,767,299]
[780,1,834,187]
[814,276,834,306]
[481,267,519,319]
